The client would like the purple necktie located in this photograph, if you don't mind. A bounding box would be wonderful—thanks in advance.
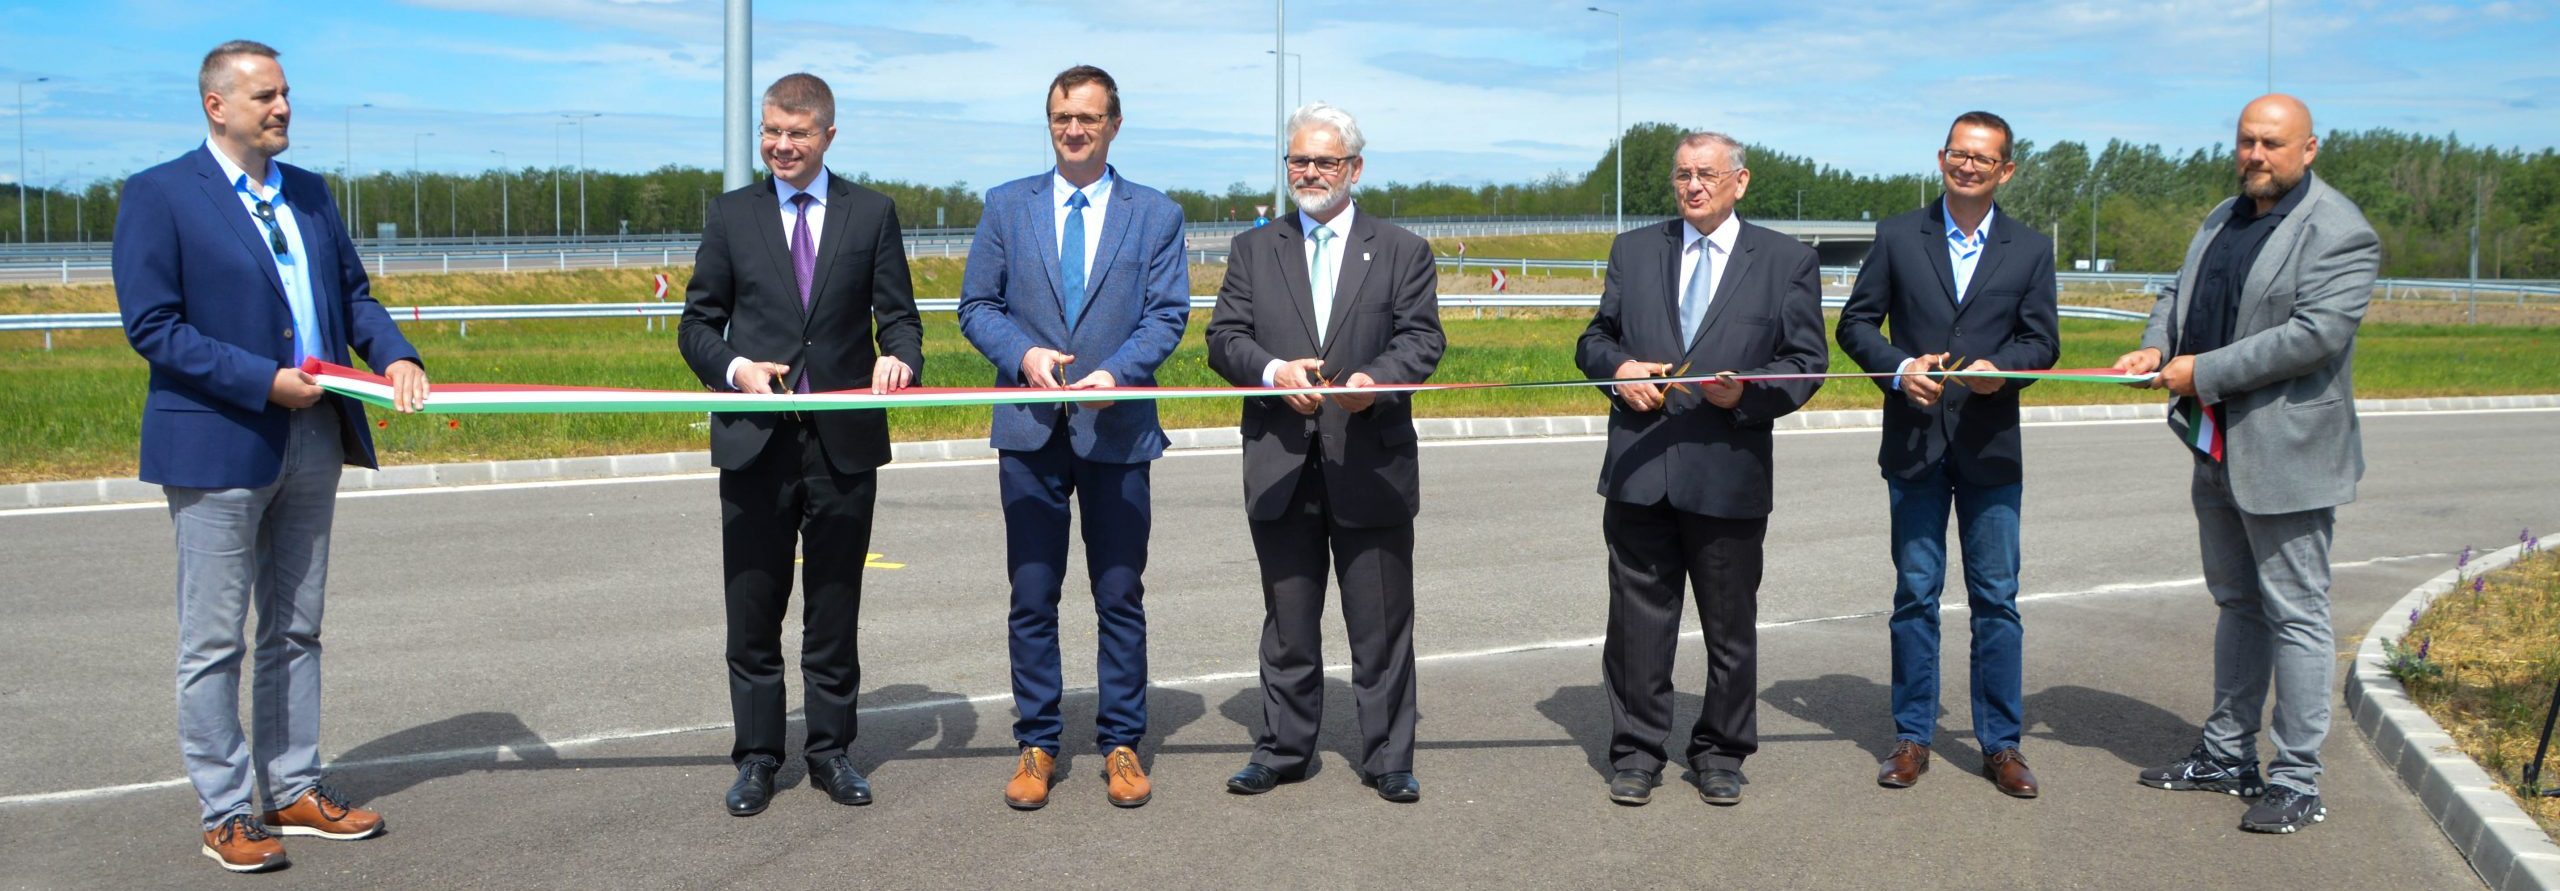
[789,192,815,393]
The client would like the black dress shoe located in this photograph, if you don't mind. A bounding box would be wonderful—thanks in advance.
[1372,771,1421,803]
[1226,763,1289,795]
[1608,768,1658,806]
[1696,768,1744,806]
[808,756,874,806]
[725,757,780,816]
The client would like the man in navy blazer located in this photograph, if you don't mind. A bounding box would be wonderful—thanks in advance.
[1836,111,2059,799]
[115,41,424,873]
[957,65,1189,810]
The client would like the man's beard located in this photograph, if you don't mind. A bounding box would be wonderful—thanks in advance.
[2241,168,2299,201]
[1292,180,1348,216]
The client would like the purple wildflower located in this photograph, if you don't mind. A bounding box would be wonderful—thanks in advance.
[2473,576,2486,595]
[2458,545,2473,569]
[2417,636,2430,660]
[2409,608,2422,624]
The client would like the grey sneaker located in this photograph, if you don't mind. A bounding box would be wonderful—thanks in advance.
[2138,745,2266,797]
[2239,786,2326,834]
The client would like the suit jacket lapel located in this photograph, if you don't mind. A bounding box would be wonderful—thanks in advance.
[2168,200,2233,348]
[1029,177,1070,328]
[750,178,804,323]
[189,148,289,307]
[1922,201,1960,308]
[281,173,337,350]
[800,172,856,330]
[2240,179,2319,326]
[1078,176,1139,325]
[1274,215,1319,354]
[1658,221,1685,354]
[1684,227,1757,364]
[1955,207,2014,322]
[1318,212,1375,358]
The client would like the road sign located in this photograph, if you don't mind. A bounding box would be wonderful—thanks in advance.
[1490,269,1508,292]
[652,273,670,301]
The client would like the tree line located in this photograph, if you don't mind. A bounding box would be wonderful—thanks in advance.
[9,125,2553,278]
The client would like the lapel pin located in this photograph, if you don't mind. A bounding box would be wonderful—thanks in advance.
[1363,252,1371,262]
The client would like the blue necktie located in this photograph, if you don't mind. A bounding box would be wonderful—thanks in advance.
[1681,239,1714,346]
[1060,190,1089,327]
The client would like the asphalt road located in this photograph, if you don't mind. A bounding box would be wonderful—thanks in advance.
[2,409,2553,889]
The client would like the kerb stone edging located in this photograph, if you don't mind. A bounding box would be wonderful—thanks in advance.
[6,393,2557,510]
[2347,541,2560,891]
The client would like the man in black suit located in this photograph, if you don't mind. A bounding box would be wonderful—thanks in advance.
[1575,130,1827,807]
[1836,111,2059,799]
[1206,102,1445,803]
[677,73,924,817]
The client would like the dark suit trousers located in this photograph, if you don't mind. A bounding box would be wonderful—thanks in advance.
[719,417,875,765]
[1601,499,1765,776]
[999,432,1152,755]
[1247,464,1420,779]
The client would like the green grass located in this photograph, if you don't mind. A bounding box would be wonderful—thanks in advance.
[2397,545,2560,842]
[8,314,2557,484]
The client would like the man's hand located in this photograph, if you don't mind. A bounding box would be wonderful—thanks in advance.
[1901,353,1946,407]
[1023,347,1075,389]
[1330,372,1378,412]
[269,367,323,409]
[385,359,431,413]
[1957,358,2004,396]
[1066,369,1117,410]
[872,356,914,395]
[2159,354,2198,397]
[1699,371,1744,409]
[1274,357,1326,415]
[2112,347,2164,388]
[731,360,791,395]
[1612,360,1672,412]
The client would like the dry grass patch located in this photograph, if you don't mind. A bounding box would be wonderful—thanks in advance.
[2390,539,2560,842]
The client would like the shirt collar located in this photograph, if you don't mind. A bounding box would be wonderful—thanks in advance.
[1683,213,1739,255]
[1942,198,1996,244]
[1298,200,1357,241]
[776,168,831,209]
[206,139,284,204]
[1053,166,1115,208]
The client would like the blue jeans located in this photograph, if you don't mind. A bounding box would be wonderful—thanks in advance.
[168,403,344,829]
[997,435,1152,755]
[1886,460,2024,752]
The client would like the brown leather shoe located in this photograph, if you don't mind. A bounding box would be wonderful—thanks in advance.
[1877,740,1930,788]
[1985,748,2040,798]
[1004,747,1056,810]
[1104,746,1151,808]
[262,785,384,840]
[201,814,288,873]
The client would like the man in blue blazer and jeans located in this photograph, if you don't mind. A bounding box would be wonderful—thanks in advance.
[958,65,1190,810]
[115,41,428,873]
[1836,111,2059,799]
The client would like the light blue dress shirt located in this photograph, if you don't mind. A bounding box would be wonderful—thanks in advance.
[207,141,321,366]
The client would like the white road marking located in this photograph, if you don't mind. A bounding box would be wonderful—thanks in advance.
[0,551,2442,808]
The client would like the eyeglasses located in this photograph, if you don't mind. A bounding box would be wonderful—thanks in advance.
[250,200,288,255]
[1048,113,1112,130]
[1672,167,1741,187]
[1940,148,2008,170]
[758,126,822,146]
[1285,155,1357,174]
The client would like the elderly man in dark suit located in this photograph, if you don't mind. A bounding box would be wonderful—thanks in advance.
[2117,94,2380,836]
[1836,111,2059,799]
[1576,131,1828,807]
[677,72,924,817]
[1207,101,1445,803]
[116,40,423,873]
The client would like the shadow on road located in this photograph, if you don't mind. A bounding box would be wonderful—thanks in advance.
[327,711,725,801]
[2024,683,2200,767]
[1761,672,1916,764]
[1533,684,1708,780]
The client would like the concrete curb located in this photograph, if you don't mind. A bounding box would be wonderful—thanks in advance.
[8,393,2558,510]
[2347,540,2560,891]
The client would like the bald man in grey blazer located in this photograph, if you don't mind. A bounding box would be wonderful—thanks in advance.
[2114,94,2380,836]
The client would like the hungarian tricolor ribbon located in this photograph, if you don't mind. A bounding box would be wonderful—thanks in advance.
[2175,396,2225,462]
[301,359,2156,416]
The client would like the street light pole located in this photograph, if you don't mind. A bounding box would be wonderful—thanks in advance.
[552,121,564,238]
[343,102,371,238]
[2088,175,2105,271]
[34,148,46,241]
[16,76,47,244]
[411,131,434,241]
[1272,0,1286,220]
[560,112,600,238]
[1587,7,1622,233]
[1265,50,1301,109]
[489,149,509,239]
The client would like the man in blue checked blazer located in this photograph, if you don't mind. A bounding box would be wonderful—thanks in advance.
[957,64,1190,811]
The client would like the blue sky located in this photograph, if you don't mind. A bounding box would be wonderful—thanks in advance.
[4,0,2555,193]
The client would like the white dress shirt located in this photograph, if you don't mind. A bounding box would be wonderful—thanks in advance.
[1261,200,1360,386]
[1678,212,1739,339]
[724,169,834,390]
[1052,167,1114,281]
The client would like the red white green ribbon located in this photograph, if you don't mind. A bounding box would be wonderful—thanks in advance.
[2176,396,2225,462]
[302,359,2155,416]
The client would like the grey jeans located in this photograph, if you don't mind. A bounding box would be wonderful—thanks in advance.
[2191,460,2335,796]
[167,402,344,828]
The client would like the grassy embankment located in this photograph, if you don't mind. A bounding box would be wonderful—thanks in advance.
[2391,543,2560,842]
[6,256,2558,483]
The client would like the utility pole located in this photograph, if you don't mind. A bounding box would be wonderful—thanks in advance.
[343,103,371,238]
[1272,0,1286,219]
[1588,7,1622,233]
[489,149,509,238]
[723,0,753,191]
[16,76,47,244]
[560,113,600,238]
[412,131,434,241]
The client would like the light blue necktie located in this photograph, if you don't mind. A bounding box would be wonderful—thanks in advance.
[1309,224,1336,344]
[1060,190,1089,327]
[1680,239,1714,346]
